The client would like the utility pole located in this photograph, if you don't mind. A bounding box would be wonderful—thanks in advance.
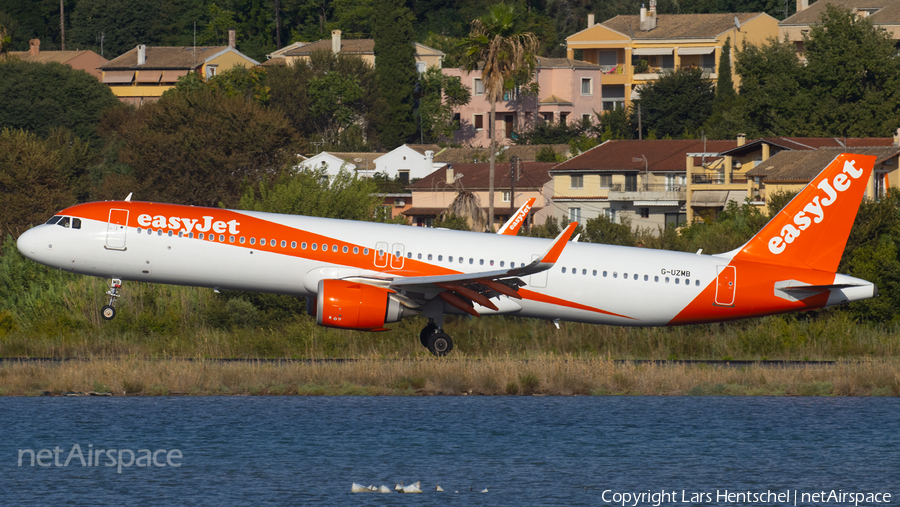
[509,156,518,221]
[60,0,65,51]
[275,0,282,49]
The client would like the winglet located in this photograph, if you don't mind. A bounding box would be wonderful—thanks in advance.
[510,221,577,276]
[497,197,536,236]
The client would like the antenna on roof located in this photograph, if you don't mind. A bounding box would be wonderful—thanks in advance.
[734,16,741,31]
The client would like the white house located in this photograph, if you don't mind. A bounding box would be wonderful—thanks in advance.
[296,152,356,177]
[373,144,440,182]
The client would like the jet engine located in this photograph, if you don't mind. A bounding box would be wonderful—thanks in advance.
[313,279,415,331]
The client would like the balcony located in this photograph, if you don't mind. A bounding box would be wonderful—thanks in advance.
[607,183,686,202]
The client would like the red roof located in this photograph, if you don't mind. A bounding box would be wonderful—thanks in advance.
[411,162,555,191]
[554,139,738,173]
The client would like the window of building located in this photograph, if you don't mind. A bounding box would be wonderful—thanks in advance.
[452,113,461,129]
[603,208,616,223]
[542,112,554,122]
[474,114,484,130]
[568,207,581,223]
[599,174,612,188]
[416,62,426,73]
[570,175,584,189]
[640,208,650,219]
[582,113,592,123]
[206,65,217,78]
[625,173,638,192]
[474,78,484,95]
[581,78,592,95]
[560,112,569,124]
[398,170,410,184]
[502,191,511,203]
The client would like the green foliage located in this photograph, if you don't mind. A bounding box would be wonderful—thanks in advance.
[373,0,417,149]
[515,117,595,145]
[535,145,563,163]
[713,37,735,107]
[0,59,119,145]
[239,168,382,222]
[208,65,270,105]
[582,215,635,246]
[433,213,471,231]
[634,67,715,139]
[598,107,636,141]
[100,85,302,208]
[766,189,798,216]
[417,66,471,144]
[734,37,804,137]
[268,50,379,151]
[677,200,768,254]
[68,0,168,58]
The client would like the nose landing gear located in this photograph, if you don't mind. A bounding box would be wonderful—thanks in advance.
[420,319,453,357]
[101,278,122,320]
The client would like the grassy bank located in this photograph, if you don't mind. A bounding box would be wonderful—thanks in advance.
[1,357,898,397]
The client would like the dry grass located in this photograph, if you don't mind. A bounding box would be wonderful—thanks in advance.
[1,356,898,397]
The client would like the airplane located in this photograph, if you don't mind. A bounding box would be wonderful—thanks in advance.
[498,197,536,236]
[16,153,877,356]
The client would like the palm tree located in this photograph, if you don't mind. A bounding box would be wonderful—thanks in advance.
[459,4,538,231]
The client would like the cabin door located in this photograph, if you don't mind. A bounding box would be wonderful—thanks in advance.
[106,209,129,250]
[715,265,736,306]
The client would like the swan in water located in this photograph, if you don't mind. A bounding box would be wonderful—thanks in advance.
[435,485,444,492]
[351,483,377,493]
[395,481,422,494]
[482,488,489,493]
[378,485,391,493]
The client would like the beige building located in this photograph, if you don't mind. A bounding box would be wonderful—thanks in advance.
[6,39,108,80]
[100,33,259,106]
[283,30,444,71]
[687,135,898,221]
[745,147,900,206]
[781,0,900,54]
[565,4,778,110]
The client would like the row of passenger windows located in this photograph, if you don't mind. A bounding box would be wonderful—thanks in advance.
[46,216,82,229]
[560,266,700,286]
[136,228,372,255]
[405,251,524,269]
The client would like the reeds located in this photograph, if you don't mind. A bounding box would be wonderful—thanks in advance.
[1,357,897,397]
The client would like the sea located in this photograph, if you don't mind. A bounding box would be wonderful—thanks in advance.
[1,396,897,506]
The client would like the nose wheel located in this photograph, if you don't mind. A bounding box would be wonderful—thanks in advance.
[101,278,122,321]
[420,321,453,357]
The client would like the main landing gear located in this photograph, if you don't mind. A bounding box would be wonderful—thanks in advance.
[420,320,453,357]
[101,278,122,320]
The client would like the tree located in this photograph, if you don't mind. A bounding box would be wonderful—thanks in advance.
[734,37,804,137]
[373,0,418,149]
[802,5,900,137]
[582,215,634,246]
[459,3,538,231]
[0,59,119,146]
[417,66,471,144]
[99,85,302,208]
[267,50,380,151]
[633,67,715,139]
[713,36,735,108]
[68,0,167,58]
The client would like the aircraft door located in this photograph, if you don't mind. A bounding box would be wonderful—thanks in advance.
[528,254,547,288]
[390,243,405,269]
[106,209,129,250]
[715,265,736,306]
[374,242,389,268]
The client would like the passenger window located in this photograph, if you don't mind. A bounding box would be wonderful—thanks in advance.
[291,241,296,248]
[593,270,597,276]
[58,217,70,228]
[138,228,143,234]
[46,216,62,225]
[449,256,453,262]
[562,267,567,273]
[231,236,236,243]
[695,280,700,286]
[220,235,225,242]
[178,231,184,238]
[490,260,494,266]
[239,236,245,244]
[686,279,690,285]
[159,230,163,236]
[644,275,648,281]
[624,273,628,279]
[603,271,608,277]
[582,269,587,275]
[427,254,432,260]
[250,237,256,245]
[407,252,412,258]
[500,261,505,267]
[665,277,670,283]
[479,259,484,265]
[572,268,576,275]
[333,245,338,252]
[364,248,369,255]
[189,233,194,239]
[353,247,359,254]
[198,233,204,240]
[323,243,329,251]
[282,240,287,248]
[655,276,659,282]
[168,231,173,237]
[311,243,316,250]
[469,258,473,264]
[675,278,680,284]
[301,242,307,249]
[438,255,443,261]
[417,253,422,260]
[72,218,82,229]
[613,272,618,278]
[460,257,464,264]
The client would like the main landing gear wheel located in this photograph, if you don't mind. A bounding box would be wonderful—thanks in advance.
[427,332,453,357]
[101,305,116,320]
[420,323,437,348]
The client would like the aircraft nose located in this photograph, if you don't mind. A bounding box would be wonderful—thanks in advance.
[16,228,37,259]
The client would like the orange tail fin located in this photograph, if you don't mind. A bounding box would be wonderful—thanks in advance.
[733,153,875,272]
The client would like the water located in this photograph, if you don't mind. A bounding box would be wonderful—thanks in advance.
[1,397,898,506]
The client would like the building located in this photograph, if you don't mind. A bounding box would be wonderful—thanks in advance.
[549,139,742,232]
[404,162,555,229]
[7,39,108,80]
[565,5,778,109]
[687,135,897,221]
[444,57,604,147]
[781,0,900,54]
[100,32,259,106]
[282,30,444,71]
[299,144,440,181]
[260,41,308,67]
[745,147,900,205]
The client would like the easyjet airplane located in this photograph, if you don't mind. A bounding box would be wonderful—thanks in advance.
[16,153,877,356]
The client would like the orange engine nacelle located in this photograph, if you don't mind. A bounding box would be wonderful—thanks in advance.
[314,279,412,331]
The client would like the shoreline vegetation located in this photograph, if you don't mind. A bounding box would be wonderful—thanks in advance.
[0,357,897,397]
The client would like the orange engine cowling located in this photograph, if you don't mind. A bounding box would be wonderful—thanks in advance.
[315,279,413,331]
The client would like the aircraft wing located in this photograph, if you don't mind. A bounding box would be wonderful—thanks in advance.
[385,222,577,314]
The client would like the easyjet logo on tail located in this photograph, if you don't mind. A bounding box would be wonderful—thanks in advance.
[137,214,241,235]
[768,159,864,255]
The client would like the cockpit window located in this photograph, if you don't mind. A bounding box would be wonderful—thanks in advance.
[72,218,81,229]
[58,217,71,228]
[46,216,62,225]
